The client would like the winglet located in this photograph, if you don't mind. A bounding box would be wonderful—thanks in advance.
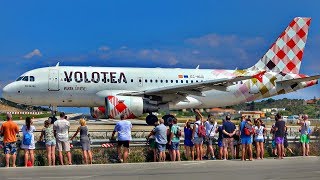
[55,62,60,67]
[196,65,200,69]
[253,71,266,83]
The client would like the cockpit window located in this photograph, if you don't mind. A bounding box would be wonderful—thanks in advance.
[16,77,23,81]
[22,76,29,81]
[30,76,35,82]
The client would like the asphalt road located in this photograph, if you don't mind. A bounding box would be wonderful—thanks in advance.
[0,156,319,180]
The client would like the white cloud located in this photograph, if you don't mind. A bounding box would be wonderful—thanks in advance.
[23,49,42,59]
[98,46,110,51]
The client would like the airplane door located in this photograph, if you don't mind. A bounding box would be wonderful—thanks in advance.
[138,77,143,87]
[48,69,60,91]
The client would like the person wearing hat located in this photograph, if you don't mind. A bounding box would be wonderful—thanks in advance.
[298,114,311,156]
[204,116,217,160]
[111,114,132,163]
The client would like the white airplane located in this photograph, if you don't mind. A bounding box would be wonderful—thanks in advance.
[2,17,320,125]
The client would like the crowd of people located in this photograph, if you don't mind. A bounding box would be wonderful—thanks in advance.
[146,110,313,162]
[0,110,313,167]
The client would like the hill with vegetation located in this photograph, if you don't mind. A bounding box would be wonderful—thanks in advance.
[228,98,320,118]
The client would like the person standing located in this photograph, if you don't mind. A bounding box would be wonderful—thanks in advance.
[39,118,56,166]
[71,119,93,164]
[147,121,159,162]
[0,113,19,167]
[152,119,167,162]
[111,114,132,163]
[183,120,194,160]
[192,109,205,161]
[298,114,311,156]
[240,116,253,161]
[54,112,72,165]
[204,116,217,160]
[215,120,225,160]
[21,117,36,167]
[274,113,286,159]
[222,115,236,160]
[169,117,181,161]
[254,119,266,160]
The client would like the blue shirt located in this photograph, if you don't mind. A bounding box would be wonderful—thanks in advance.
[240,121,251,138]
[222,121,236,138]
[154,124,167,144]
[114,120,132,141]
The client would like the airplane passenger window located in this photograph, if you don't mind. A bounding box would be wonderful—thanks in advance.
[171,80,173,83]
[191,80,194,83]
[145,79,147,83]
[176,80,178,83]
[150,79,153,83]
[16,77,23,81]
[22,76,29,81]
[166,80,168,83]
[131,79,133,82]
[160,80,163,83]
[155,80,158,83]
[139,79,142,82]
[181,80,183,83]
[196,80,199,82]
[186,80,189,83]
[30,76,35,82]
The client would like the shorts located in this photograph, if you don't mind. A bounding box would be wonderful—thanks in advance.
[171,142,179,150]
[56,140,70,151]
[300,134,310,144]
[4,142,17,155]
[46,140,56,146]
[184,139,194,147]
[241,136,252,145]
[254,138,264,143]
[275,137,284,144]
[157,143,166,152]
[118,141,130,148]
[193,137,203,145]
[218,139,224,148]
[205,137,215,146]
[223,138,233,148]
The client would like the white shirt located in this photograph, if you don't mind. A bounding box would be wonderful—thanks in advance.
[205,121,217,137]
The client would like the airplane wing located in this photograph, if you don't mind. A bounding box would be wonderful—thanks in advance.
[119,75,257,97]
[276,75,320,86]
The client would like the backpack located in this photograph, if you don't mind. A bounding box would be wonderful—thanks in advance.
[175,126,182,137]
[243,122,254,136]
[23,131,32,146]
[196,123,206,138]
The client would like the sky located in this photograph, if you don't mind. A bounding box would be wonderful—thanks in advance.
[0,1,319,113]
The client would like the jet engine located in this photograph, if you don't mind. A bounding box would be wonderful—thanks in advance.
[90,96,159,124]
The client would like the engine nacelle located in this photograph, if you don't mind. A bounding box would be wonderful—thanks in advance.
[90,96,159,119]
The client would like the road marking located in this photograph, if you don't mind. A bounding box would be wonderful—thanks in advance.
[9,176,93,180]
[181,161,206,166]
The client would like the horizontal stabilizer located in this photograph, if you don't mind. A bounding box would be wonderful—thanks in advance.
[276,75,320,86]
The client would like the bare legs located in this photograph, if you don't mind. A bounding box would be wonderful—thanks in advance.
[5,153,17,167]
[46,145,56,166]
[24,149,34,167]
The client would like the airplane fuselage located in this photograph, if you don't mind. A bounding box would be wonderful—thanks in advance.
[3,66,317,111]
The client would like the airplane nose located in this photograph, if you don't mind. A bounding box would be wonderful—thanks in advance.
[2,83,14,100]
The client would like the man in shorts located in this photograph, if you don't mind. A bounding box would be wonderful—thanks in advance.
[222,115,236,160]
[0,113,19,167]
[240,117,253,161]
[274,113,286,159]
[111,114,132,163]
[298,114,311,156]
[54,112,72,165]
[152,119,167,162]
[169,117,181,161]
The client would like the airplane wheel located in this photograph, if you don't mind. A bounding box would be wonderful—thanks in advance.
[162,115,175,126]
[146,114,158,125]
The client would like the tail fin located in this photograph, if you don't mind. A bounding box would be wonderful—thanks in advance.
[248,17,311,74]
